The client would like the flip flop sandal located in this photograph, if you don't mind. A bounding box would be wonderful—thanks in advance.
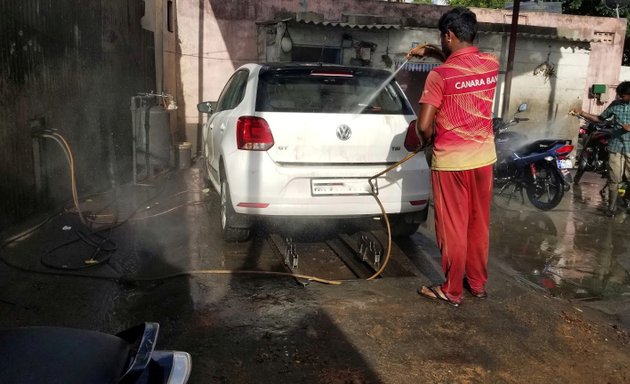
[418,285,460,307]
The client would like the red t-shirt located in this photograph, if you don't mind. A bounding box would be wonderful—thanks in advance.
[419,46,499,171]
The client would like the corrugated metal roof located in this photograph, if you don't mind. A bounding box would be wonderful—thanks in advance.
[479,30,594,43]
[260,17,598,43]
[477,23,595,43]
[394,60,440,73]
[289,19,401,30]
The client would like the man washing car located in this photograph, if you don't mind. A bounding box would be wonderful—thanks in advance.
[407,7,499,307]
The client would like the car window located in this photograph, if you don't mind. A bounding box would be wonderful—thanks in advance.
[216,69,249,112]
[256,68,413,115]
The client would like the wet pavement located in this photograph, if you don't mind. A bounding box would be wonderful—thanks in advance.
[1,163,630,383]
[491,171,630,325]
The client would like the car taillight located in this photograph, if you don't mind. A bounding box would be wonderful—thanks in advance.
[237,116,274,151]
[556,144,574,158]
[404,120,420,152]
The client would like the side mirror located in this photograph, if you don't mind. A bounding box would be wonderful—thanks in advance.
[197,101,216,114]
[517,103,528,113]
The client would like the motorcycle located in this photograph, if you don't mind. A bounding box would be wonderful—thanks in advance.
[570,113,630,213]
[571,114,615,184]
[493,103,575,211]
[0,322,191,384]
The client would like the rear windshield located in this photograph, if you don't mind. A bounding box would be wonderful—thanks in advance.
[256,68,413,115]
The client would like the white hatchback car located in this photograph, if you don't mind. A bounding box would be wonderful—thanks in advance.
[197,63,430,242]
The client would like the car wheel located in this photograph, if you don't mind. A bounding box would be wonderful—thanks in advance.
[220,176,251,242]
[386,208,427,237]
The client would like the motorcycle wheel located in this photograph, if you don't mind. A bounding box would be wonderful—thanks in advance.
[526,161,564,211]
[561,169,572,191]
[573,155,588,184]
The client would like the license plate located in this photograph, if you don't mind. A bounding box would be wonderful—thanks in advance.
[557,159,573,169]
[311,178,376,196]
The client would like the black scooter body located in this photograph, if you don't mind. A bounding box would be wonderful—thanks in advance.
[0,322,191,384]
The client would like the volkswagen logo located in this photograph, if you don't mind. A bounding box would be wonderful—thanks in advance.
[336,124,352,141]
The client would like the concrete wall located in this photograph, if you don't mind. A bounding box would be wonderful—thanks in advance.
[175,0,626,153]
[0,0,157,231]
[504,38,591,139]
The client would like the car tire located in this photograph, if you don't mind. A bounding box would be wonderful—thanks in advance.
[220,175,251,243]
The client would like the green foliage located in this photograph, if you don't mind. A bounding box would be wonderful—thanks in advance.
[448,0,506,8]
[562,0,622,18]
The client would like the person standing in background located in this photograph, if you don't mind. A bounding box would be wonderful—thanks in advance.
[571,81,630,217]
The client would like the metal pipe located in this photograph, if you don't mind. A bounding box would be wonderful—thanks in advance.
[501,0,521,119]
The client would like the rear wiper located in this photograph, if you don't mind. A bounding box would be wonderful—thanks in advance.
[358,104,382,112]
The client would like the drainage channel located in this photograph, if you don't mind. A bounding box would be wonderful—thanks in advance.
[267,230,421,285]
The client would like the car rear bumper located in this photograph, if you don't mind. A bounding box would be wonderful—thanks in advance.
[224,151,431,217]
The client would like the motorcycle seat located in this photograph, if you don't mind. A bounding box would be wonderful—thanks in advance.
[0,326,131,384]
[515,139,569,157]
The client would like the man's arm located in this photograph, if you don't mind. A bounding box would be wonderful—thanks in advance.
[406,44,446,62]
[569,108,603,123]
[416,103,438,147]
[571,107,630,130]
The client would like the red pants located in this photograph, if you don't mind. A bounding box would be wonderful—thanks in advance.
[432,165,493,303]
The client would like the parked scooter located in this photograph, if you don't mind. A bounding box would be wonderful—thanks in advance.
[493,103,574,210]
[571,113,615,184]
[0,322,191,384]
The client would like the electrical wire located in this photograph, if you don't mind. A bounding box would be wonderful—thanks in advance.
[0,189,343,285]
[40,227,118,271]
[39,132,87,225]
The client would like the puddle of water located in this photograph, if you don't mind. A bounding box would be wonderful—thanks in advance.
[492,231,630,300]
[490,174,630,301]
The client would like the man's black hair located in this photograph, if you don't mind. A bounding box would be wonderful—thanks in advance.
[616,81,630,96]
[438,7,477,43]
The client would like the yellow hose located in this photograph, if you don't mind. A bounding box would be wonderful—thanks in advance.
[366,150,422,280]
[128,269,342,285]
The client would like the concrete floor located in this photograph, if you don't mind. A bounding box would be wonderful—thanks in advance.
[1,164,629,383]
